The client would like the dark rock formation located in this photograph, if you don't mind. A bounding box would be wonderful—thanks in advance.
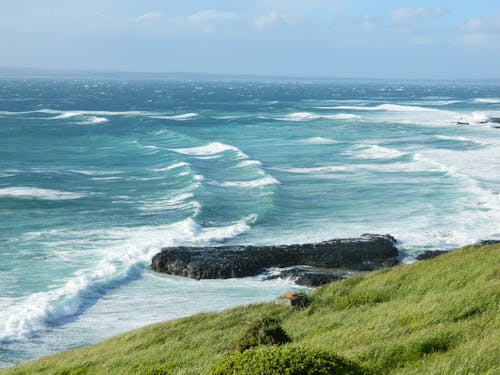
[415,250,448,261]
[263,266,347,287]
[477,239,500,245]
[151,234,398,282]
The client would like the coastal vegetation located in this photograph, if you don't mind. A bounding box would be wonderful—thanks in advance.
[2,242,499,374]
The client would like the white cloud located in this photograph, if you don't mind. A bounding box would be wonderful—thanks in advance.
[391,7,447,23]
[254,12,287,30]
[458,32,491,47]
[460,15,500,33]
[186,10,238,33]
[135,11,165,24]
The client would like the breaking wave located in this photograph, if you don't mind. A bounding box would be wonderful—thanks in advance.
[210,176,280,188]
[0,215,255,343]
[169,142,248,159]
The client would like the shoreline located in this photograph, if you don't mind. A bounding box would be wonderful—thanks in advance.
[2,242,497,374]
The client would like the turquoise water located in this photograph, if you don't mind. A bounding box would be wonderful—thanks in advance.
[1,79,499,366]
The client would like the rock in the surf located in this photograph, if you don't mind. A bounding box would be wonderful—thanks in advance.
[151,234,398,282]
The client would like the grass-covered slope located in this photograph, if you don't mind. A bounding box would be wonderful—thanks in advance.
[3,243,499,375]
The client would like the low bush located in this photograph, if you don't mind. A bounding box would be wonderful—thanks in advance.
[208,345,371,375]
[229,317,291,352]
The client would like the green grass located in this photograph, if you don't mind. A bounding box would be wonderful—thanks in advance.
[2,243,499,374]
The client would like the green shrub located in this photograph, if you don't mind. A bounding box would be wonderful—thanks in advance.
[229,317,291,352]
[208,345,371,375]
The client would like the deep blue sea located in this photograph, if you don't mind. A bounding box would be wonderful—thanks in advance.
[1,78,499,367]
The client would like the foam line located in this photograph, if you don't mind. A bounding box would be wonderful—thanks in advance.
[0,187,85,200]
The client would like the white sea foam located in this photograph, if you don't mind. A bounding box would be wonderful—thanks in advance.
[195,155,223,160]
[39,109,154,117]
[77,116,110,125]
[149,162,190,172]
[299,137,338,145]
[329,104,443,112]
[140,193,201,214]
[236,160,263,167]
[434,135,486,146]
[50,111,83,119]
[151,113,199,121]
[91,176,123,181]
[344,144,406,160]
[274,166,348,174]
[169,142,248,159]
[274,112,360,121]
[473,98,500,104]
[211,176,280,188]
[426,100,461,106]
[1,109,151,118]
[0,187,85,200]
[0,216,256,343]
[71,170,122,176]
[471,111,490,123]
[435,135,470,142]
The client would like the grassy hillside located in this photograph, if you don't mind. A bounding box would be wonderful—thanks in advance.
[3,243,499,374]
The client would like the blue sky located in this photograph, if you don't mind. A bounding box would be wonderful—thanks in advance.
[1,0,499,79]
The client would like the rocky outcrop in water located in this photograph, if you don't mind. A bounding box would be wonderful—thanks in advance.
[415,250,447,261]
[151,234,398,284]
[263,266,349,287]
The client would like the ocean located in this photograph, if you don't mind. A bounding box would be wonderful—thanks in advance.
[1,78,499,367]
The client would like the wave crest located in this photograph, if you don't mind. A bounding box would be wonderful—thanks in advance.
[169,142,248,159]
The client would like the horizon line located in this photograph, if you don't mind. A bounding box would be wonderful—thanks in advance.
[1,66,499,83]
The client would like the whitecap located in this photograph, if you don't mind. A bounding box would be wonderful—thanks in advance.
[77,116,109,125]
[169,142,248,159]
[91,177,123,181]
[434,135,485,146]
[298,137,338,145]
[50,111,83,119]
[274,112,360,121]
[330,104,443,112]
[236,160,263,167]
[140,193,201,213]
[344,144,406,160]
[151,113,199,121]
[211,176,280,188]
[0,187,85,200]
[71,170,122,176]
[273,166,348,174]
[473,98,500,104]
[39,109,154,117]
[470,111,490,123]
[149,162,190,172]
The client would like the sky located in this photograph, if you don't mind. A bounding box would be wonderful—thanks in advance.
[1,0,499,79]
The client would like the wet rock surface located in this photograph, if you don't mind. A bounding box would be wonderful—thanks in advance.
[151,234,398,284]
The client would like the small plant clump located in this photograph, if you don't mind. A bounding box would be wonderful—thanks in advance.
[229,317,292,352]
[208,345,371,375]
